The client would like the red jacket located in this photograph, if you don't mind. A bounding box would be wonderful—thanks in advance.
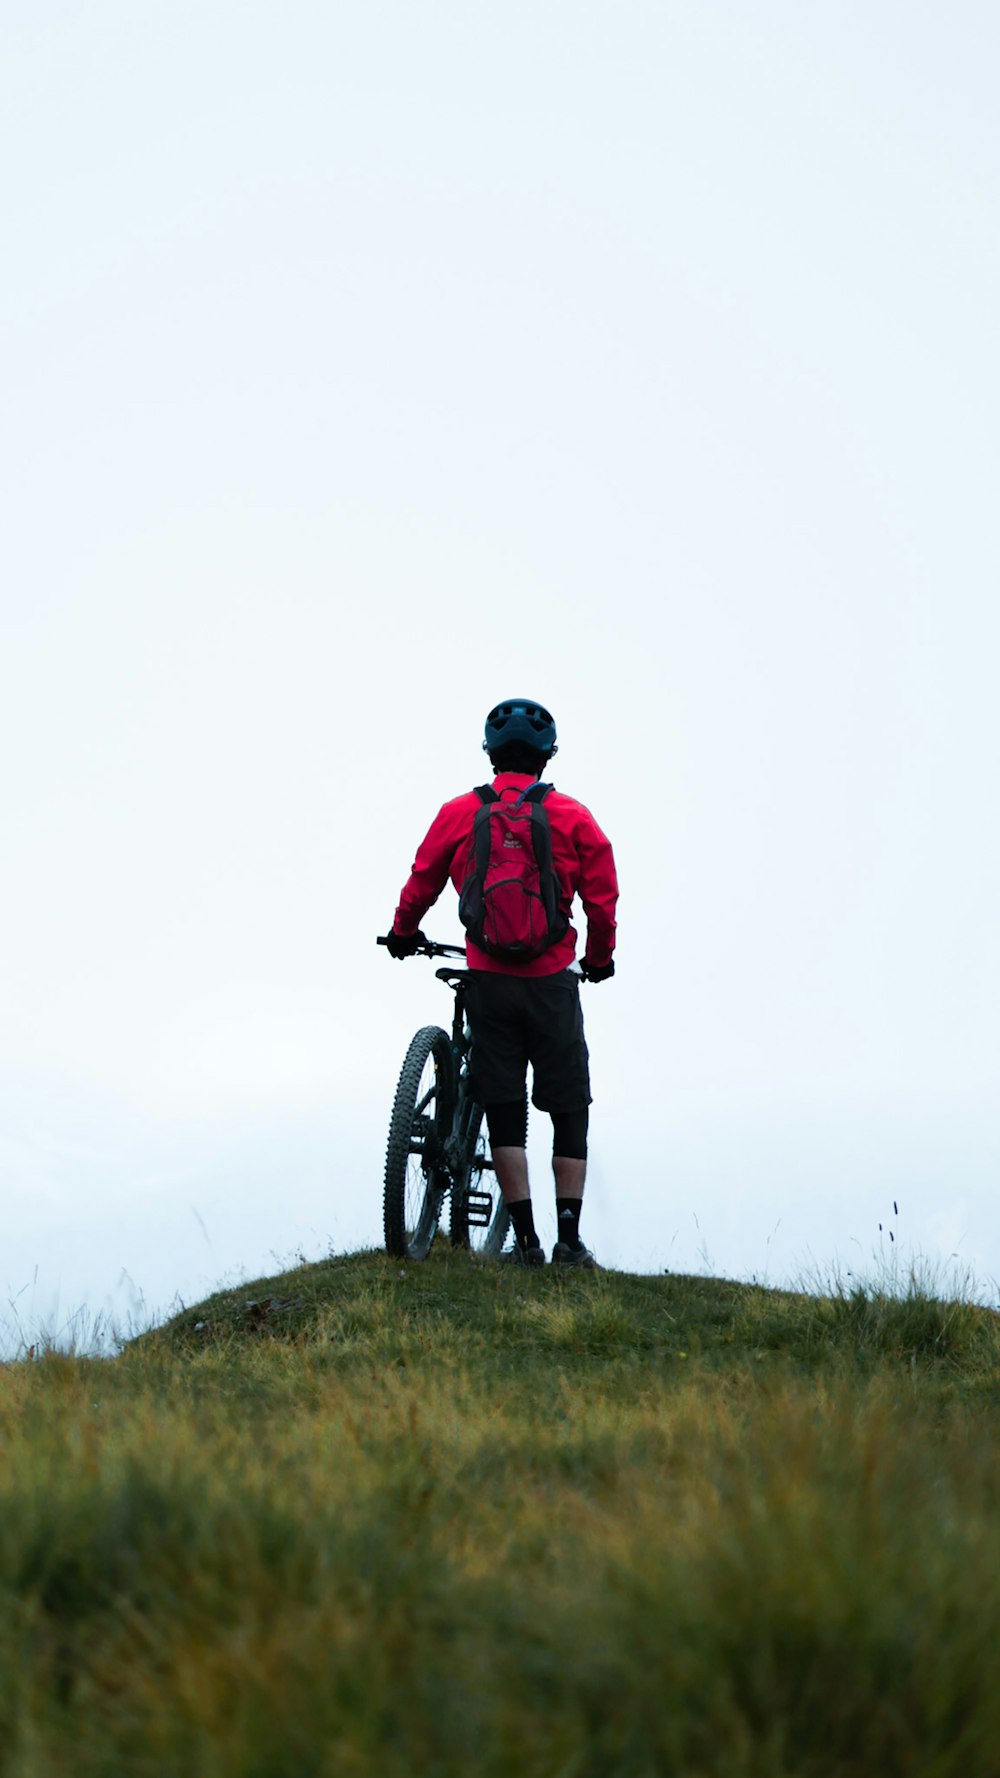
[393,772,618,976]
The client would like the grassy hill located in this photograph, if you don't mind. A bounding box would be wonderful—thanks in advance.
[3,1244,1000,1776]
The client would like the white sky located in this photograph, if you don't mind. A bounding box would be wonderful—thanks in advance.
[3,1,998,1350]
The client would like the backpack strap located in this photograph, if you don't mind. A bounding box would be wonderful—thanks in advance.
[513,781,552,809]
[468,788,498,884]
[473,782,552,808]
[525,788,567,940]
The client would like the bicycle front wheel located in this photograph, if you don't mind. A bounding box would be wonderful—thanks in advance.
[450,1099,510,1257]
[384,1026,455,1260]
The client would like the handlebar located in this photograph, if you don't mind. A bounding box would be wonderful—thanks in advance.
[376,936,467,959]
[377,936,599,980]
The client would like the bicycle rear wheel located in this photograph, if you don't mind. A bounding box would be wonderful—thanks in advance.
[450,1098,510,1256]
[384,1026,454,1260]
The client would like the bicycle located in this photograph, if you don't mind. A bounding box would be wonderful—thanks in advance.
[377,936,511,1261]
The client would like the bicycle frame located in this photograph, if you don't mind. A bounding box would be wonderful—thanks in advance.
[378,936,507,1254]
[433,964,499,1226]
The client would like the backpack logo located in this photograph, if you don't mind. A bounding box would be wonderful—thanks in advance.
[458,783,569,962]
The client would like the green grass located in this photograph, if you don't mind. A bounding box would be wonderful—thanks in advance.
[3,1244,1000,1775]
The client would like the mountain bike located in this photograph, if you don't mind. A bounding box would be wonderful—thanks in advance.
[376,937,511,1261]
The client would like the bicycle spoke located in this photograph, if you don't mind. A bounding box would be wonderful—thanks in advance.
[449,1098,510,1256]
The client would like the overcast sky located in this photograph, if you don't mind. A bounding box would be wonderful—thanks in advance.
[3,2,998,1353]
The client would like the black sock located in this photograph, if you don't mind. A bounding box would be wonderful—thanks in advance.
[509,1200,539,1251]
[555,1199,583,1251]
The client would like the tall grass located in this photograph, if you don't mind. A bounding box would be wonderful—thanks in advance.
[2,1246,1000,1775]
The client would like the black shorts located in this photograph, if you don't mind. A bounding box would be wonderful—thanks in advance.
[465,969,591,1114]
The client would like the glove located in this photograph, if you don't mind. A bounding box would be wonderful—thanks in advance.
[581,958,615,983]
[383,929,427,960]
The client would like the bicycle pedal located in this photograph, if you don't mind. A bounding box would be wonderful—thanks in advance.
[461,1188,494,1227]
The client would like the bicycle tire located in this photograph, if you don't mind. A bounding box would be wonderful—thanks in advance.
[383,1026,455,1260]
[449,1098,510,1256]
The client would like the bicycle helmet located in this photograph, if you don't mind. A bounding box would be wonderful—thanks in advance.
[482,698,558,756]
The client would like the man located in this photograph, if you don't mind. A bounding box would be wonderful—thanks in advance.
[383,698,618,1268]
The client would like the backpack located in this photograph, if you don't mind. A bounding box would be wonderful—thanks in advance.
[458,782,569,962]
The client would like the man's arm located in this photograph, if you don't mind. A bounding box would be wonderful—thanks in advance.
[575,809,618,971]
[392,798,470,935]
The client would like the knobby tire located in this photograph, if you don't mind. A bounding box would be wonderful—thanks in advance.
[383,1026,454,1260]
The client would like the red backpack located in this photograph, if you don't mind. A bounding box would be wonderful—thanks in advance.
[458,782,569,962]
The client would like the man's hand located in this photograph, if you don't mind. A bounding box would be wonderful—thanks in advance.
[382,929,427,960]
[581,958,615,983]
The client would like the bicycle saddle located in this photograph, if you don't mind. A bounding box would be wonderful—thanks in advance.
[435,967,471,987]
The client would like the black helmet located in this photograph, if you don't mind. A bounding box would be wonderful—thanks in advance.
[483,698,558,756]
